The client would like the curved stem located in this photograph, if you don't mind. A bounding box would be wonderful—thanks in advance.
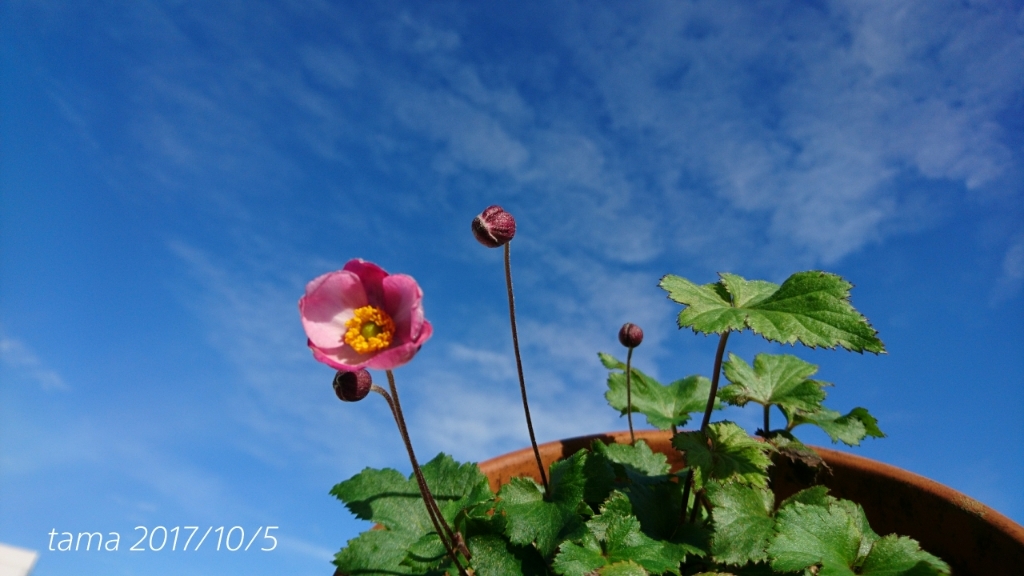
[699,331,731,432]
[625,346,636,445]
[504,242,549,494]
[375,376,469,574]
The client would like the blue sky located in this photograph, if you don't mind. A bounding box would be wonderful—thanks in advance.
[1,1,1022,574]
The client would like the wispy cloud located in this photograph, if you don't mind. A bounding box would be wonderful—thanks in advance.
[0,332,68,391]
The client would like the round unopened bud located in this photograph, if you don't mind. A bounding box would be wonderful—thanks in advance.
[472,205,516,248]
[618,323,644,348]
[333,369,373,402]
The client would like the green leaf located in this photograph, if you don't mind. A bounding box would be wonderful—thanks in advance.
[769,497,947,576]
[552,532,606,576]
[334,529,423,575]
[859,535,950,575]
[602,352,717,430]
[589,440,684,539]
[706,482,775,566]
[659,271,885,354]
[719,353,828,429]
[791,407,885,446]
[497,451,588,557]
[555,492,690,576]
[779,486,831,509]
[672,422,774,487]
[402,532,450,571]
[594,439,672,477]
[768,500,867,575]
[330,455,493,575]
[331,454,493,534]
[468,534,549,576]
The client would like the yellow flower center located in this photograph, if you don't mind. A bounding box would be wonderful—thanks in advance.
[343,305,396,354]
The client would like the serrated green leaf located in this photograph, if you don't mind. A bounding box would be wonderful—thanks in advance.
[706,482,775,566]
[859,535,950,575]
[594,439,672,477]
[497,451,588,557]
[659,271,885,354]
[719,354,828,429]
[602,352,717,430]
[334,528,423,575]
[331,454,493,535]
[555,491,690,576]
[590,440,685,539]
[779,486,831,509]
[402,532,449,571]
[791,407,885,446]
[672,423,774,487]
[768,500,865,575]
[468,534,549,576]
[553,532,606,576]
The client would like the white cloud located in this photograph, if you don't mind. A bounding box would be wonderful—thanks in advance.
[0,332,68,391]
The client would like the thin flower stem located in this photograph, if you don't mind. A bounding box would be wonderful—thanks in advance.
[763,404,770,437]
[504,242,549,494]
[625,346,636,445]
[375,375,470,574]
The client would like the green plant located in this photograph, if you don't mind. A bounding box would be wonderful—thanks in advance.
[305,207,950,576]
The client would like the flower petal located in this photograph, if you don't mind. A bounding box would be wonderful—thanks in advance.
[365,320,433,370]
[382,273,425,344]
[343,259,388,308]
[309,341,374,372]
[299,270,368,349]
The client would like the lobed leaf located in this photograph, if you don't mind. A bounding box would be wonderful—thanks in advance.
[706,482,775,566]
[497,451,588,557]
[719,353,828,430]
[602,352,717,430]
[769,500,864,575]
[672,422,774,487]
[858,535,950,575]
[659,271,885,354]
[790,407,884,446]
[554,491,691,576]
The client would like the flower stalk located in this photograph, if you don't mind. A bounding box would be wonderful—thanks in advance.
[504,242,549,493]
[372,372,470,574]
[618,323,644,445]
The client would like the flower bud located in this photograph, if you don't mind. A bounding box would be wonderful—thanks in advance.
[618,323,644,348]
[472,205,516,248]
[333,369,373,402]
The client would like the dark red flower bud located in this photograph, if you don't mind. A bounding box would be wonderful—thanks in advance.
[618,323,644,348]
[333,369,373,402]
[472,205,516,248]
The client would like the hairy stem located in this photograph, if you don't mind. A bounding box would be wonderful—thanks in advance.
[504,242,549,494]
[376,375,469,573]
[625,346,636,445]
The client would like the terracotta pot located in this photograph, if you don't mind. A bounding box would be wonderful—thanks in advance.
[477,429,1024,576]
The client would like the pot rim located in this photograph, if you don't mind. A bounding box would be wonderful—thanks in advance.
[477,428,1024,545]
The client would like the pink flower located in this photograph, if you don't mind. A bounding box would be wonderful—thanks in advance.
[299,259,433,371]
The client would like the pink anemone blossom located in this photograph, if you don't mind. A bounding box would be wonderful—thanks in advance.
[299,259,432,371]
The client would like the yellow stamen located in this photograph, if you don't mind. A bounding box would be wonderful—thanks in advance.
[343,305,396,354]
